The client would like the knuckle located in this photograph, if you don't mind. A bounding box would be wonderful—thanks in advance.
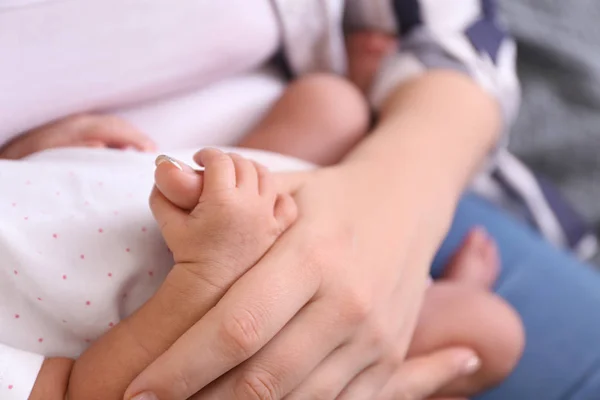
[236,368,280,400]
[300,230,349,275]
[338,288,374,326]
[169,367,196,400]
[219,307,264,360]
[365,320,391,351]
[368,327,388,351]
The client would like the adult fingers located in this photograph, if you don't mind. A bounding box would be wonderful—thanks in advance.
[284,342,373,400]
[195,299,350,400]
[125,225,321,400]
[375,348,481,400]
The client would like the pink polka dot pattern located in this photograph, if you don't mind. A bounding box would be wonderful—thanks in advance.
[2,163,174,387]
[8,385,13,390]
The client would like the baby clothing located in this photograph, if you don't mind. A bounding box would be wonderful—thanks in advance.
[0,147,310,399]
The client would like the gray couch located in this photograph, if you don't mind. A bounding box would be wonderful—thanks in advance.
[502,1,600,255]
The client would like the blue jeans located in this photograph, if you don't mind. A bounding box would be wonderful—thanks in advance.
[431,193,600,400]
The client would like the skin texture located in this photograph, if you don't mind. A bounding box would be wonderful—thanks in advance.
[67,154,521,400]
[123,70,501,400]
[24,32,504,400]
[30,67,502,400]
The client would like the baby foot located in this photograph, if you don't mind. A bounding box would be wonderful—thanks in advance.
[151,148,297,291]
[346,31,397,93]
[443,228,500,289]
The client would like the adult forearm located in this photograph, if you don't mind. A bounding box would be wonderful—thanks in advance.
[342,70,501,243]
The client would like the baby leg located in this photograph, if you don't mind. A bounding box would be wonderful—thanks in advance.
[407,234,524,398]
[238,74,370,165]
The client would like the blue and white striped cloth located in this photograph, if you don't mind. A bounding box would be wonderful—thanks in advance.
[270,0,597,260]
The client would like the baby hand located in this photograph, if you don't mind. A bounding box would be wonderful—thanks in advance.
[68,149,297,400]
[0,114,156,159]
[151,149,297,292]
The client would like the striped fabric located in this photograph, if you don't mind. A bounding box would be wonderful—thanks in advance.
[270,0,597,259]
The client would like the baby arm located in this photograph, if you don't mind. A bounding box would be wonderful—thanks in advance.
[67,150,297,399]
[28,358,73,400]
[0,342,70,400]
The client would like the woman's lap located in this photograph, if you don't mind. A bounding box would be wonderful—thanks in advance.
[432,192,600,400]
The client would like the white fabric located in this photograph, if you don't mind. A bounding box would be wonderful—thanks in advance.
[116,67,286,151]
[0,148,311,399]
[0,0,280,144]
[273,0,519,126]
[0,344,43,399]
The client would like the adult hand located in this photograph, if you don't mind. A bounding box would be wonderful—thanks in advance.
[124,154,470,400]
[0,114,156,159]
[371,347,476,400]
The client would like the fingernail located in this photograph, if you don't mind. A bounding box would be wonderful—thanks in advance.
[155,155,182,171]
[461,355,482,375]
[130,392,159,400]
